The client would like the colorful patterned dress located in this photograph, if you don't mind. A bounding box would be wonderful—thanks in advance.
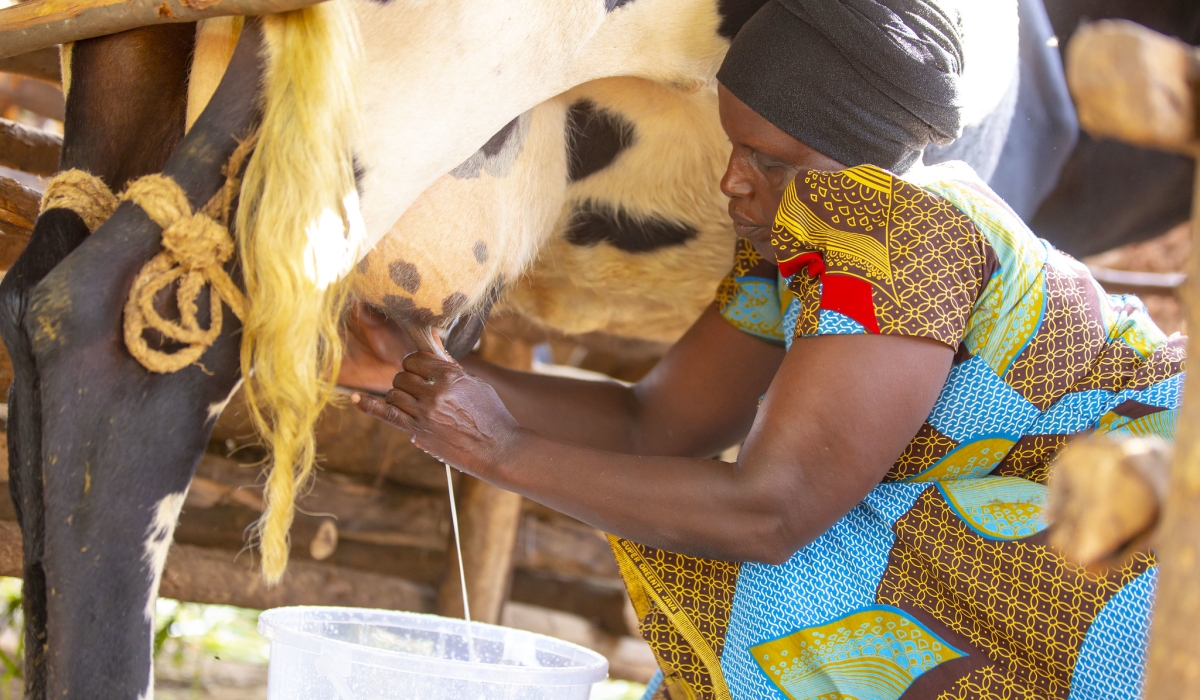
[611,162,1185,700]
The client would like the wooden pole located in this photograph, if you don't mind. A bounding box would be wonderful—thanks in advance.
[436,328,529,624]
[1064,20,1200,696]
[0,117,61,176]
[1143,153,1200,698]
[0,0,327,61]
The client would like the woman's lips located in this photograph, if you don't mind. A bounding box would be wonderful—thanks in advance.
[732,218,765,237]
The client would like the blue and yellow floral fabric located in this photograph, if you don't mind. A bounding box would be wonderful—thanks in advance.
[614,162,1181,700]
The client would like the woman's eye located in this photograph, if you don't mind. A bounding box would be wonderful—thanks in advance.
[754,153,785,170]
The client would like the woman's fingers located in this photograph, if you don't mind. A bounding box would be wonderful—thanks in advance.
[401,351,457,381]
[393,368,436,397]
[351,392,416,433]
[384,388,422,417]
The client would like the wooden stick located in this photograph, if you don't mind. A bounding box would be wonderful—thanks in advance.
[0,46,61,84]
[0,0,327,61]
[1143,152,1200,699]
[0,117,61,176]
[1087,266,1186,296]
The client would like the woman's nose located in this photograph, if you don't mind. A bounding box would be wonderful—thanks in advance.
[720,160,754,199]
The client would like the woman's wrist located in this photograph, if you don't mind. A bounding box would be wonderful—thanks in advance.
[480,425,539,485]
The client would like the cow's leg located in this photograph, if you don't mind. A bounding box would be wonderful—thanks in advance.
[0,26,196,698]
[18,24,265,699]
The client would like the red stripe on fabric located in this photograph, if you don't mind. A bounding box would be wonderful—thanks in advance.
[819,274,880,333]
[778,252,824,279]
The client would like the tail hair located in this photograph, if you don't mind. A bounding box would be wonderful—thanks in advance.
[236,1,362,584]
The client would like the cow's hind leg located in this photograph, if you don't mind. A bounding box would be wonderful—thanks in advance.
[16,24,265,698]
[0,26,196,697]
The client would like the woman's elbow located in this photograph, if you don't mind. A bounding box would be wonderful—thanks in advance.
[742,497,811,565]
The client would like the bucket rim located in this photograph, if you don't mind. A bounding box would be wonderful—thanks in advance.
[258,606,609,686]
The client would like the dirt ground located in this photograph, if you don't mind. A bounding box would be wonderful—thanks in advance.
[1082,222,1190,336]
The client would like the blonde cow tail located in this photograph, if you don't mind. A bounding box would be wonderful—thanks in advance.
[236,2,362,583]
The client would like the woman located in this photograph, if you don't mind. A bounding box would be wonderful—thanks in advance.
[352,0,1183,697]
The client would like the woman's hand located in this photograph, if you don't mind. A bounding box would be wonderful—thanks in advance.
[351,352,524,475]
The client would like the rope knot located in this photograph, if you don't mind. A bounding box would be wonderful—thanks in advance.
[120,174,248,373]
[161,213,234,271]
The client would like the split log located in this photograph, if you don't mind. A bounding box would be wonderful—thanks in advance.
[213,390,449,490]
[0,117,61,176]
[0,519,434,611]
[0,46,60,84]
[1067,19,1200,698]
[0,0,329,61]
[437,328,530,624]
[0,73,63,121]
[0,174,36,274]
[0,190,29,409]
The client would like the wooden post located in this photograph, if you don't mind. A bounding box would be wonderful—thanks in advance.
[1144,151,1200,696]
[436,328,529,624]
[0,0,328,61]
[1065,20,1200,697]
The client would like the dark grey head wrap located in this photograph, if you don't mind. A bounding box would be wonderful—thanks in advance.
[716,0,965,172]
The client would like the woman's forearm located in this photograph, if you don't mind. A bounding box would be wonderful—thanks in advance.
[493,430,794,563]
[460,355,643,453]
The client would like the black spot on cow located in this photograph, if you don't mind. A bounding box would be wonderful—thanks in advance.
[388,260,421,294]
[717,0,770,38]
[605,0,635,11]
[472,241,489,264]
[565,200,697,253]
[567,100,636,182]
[482,117,520,158]
[441,292,468,318]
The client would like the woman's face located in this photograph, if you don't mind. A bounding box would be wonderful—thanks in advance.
[718,84,844,261]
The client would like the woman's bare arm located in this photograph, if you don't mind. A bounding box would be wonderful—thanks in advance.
[461,304,785,458]
[353,330,952,563]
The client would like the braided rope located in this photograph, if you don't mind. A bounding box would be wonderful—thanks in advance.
[120,174,247,373]
[40,169,118,232]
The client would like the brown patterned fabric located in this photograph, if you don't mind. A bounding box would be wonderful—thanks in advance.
[877,487,1155,698]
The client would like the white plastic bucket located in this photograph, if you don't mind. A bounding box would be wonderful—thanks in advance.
[258,606,609,699]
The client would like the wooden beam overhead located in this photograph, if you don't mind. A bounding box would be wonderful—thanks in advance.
[0,0,328,61]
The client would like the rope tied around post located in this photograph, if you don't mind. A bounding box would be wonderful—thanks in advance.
[36,133,258,374]
[120,132,257,373]
[40,169,118,232]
